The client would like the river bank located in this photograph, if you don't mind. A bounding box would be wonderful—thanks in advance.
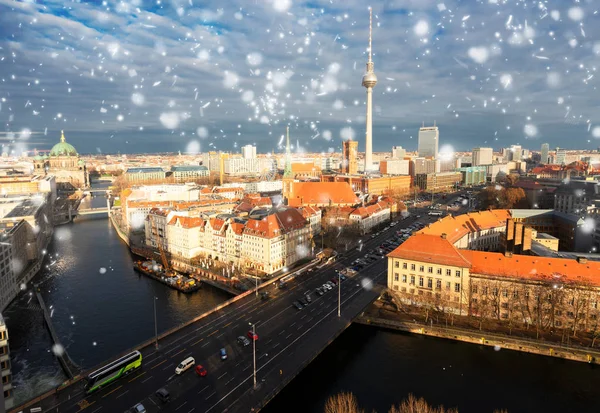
[358,299,600,365]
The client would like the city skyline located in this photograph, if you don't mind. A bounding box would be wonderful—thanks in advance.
[1,1,600,156]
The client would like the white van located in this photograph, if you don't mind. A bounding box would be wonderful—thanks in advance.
[175,356,195,375]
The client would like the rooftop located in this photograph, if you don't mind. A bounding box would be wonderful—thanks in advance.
[126,167,165,174]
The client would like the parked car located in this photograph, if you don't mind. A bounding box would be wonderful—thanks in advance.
[293,301,303,310]
[195,365,207,377]
[237,335,250,346]
[260,291,270,300]
[305,293,312,303]
[175,356,195,375]
[247,330,259,341]
[220,348,228,360]
[299,297,309,306]
[155,388,170,404]
[316,287,324,296]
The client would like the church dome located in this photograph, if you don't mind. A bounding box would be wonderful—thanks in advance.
[50,131,78,157]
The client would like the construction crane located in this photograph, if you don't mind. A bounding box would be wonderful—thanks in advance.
[151,215,170,274]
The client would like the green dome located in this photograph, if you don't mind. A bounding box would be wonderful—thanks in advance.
[34,154,44,161]
[50,131,78,156]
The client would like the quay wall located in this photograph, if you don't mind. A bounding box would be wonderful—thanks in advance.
[355,316,600,365]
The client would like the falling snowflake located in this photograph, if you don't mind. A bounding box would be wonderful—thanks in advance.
[524,124,538,137]
[196,127,209,138]
[159,112,180,129]
[413,20,429,37]
[273,0,292,13]
[467,47,489,64]
[131,93,145,106]
[99,267,107,274]
[340,127,355,141]
[186,140,201,154]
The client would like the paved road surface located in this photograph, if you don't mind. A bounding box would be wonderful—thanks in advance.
[23,205,465,413]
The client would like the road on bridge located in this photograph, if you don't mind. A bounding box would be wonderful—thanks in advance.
[21,211,435,413]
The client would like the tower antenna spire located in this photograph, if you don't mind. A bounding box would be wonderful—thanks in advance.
[368,7,373,64]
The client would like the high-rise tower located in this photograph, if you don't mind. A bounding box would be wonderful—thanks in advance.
[282,127,294,199]
[362,7,377,173]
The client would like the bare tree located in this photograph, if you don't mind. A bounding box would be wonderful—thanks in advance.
[388,394,458,413]
[324,392,364,413]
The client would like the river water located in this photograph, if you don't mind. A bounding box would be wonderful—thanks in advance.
[5,182,600,412]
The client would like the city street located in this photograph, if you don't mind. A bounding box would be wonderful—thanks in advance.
[24,206,455,413]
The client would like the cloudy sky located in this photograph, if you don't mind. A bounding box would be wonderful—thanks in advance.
[0,0,599,155]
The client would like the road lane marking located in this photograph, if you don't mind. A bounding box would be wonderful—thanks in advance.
[273,342,280,348]
[289,322,296,328]
[116,390,129,399]
[205,391,216,400]
[101,386,122,398]
[151,360,167,370]
[141,375,154,383]
[225,377,236,386]
[218,372,228,379]
[300,314,307,319]
[175,401,188,411]
[285,333,292,339]
[183,335,199,345]
[198,385,210,394]
[204,268,388,413]
[192,338,204,346]
[222,321,233,328]
[171,348,186,358]
[278,329,286,336]
[128,371,146,382]
[216,332,225,339]
[162,363,174,371]
[201,341,210,347]
[91,407,102,413]
[164,345,181,355]
[77,401,96,412]
[207,329,219,337]
[187,409,196,413]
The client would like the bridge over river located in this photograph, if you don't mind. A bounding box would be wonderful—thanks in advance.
[10,217,411,413]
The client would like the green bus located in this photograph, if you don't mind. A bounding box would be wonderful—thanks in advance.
[85,350,142,394]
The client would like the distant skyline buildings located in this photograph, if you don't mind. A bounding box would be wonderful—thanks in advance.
[472,147,493,166]
[417,124,439,159]
[541,143,550,165]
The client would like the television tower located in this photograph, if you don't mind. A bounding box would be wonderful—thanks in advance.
[362,7,377,173]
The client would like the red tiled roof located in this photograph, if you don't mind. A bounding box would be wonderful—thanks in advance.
[417,210,511,244]
[288,182,358,207]
[209,218,225,231]
[168,216,205,229]
[463,250,600,285]
[243,208,307,238]
[387,234,472,268]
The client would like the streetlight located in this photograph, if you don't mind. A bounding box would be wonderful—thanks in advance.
[255,276,258,297]
[338,271,341,318]
[154,296,159,350]
[249,322,257,389]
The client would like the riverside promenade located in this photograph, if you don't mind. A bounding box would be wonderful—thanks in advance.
[355,315,600,365]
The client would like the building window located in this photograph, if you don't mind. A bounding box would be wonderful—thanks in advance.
[446,269,451,276]
[493,288,499,296]
[437,268,442,275]
[411,264,416,270]
[395,261,399,268]
[419,265,424,272]
[419,277,424,287]
[402,275,407,283]
[427,278,433,289]
[513,291,518,298]
[410,276,415,285]
[502,289,508,298]
[403,263,407,269]
[436,279,441,290]
[455,270,461,277]
[472,286,478,294]
[446,282,451,291]
[394,274,399,282]
[455,283,461,292]
[555,321,562,327]
[428,267,433,273]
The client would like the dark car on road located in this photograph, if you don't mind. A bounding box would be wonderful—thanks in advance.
[316,287,324,296]
[155,388,170,404]
[237,335,250,346]
[299,297,309,306]
[260,291,270,300]
[292,301,303,310]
